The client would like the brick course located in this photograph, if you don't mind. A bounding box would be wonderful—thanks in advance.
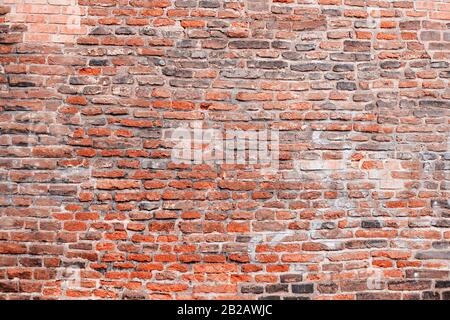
[0,0,449,300]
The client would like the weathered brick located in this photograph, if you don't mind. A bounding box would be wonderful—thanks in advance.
[292,284,314,294]
[0,0,449,302]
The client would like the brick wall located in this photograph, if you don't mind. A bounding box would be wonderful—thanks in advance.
[0,0,449,300]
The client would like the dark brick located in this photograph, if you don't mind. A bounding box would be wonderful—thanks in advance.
[337,82,357,91]
[344,40,371,52]
[248,60,288,70]
[272,41,291,50]
[415,251,450,260]
[405,270,449,279]
[258,296,281,300]
[295,44,316,51]
[291,284,314,294]
[436,281,450,289]
[241,285,264,294]
[361,220,382,229]
[115,27,135,35]
[317,283,338,294]
[380,61,402,69]
[199,0,220,8]
[265,284,289,293]
[356,292,402,300]
[388,280,432,291]
[89,26,111,35]
[422,291,440,300]
[291,63,332,72]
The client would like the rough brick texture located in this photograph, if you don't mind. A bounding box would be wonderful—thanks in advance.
[0,0,449,300]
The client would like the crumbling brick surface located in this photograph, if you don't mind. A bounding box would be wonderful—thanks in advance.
[0,0,449,300]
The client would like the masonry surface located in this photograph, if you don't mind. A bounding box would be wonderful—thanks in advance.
[0,0,449,300]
